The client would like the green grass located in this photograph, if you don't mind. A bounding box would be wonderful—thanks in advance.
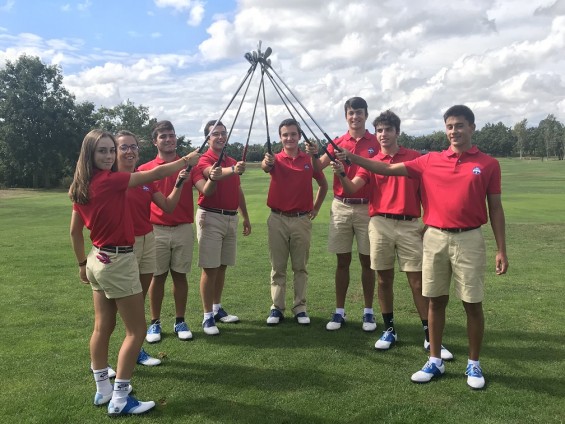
[0,159,564,423]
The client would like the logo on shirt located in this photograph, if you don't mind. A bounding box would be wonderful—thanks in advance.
[304,164,311,170]
[142,185,151,191]
[368,148,376,155]
[472,167,481,175]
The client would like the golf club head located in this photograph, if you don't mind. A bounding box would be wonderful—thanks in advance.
[252,51,258,62]
[263,47,272,59]
[266,58,272,67]
[257,40,262,56]
[244,52,253,64]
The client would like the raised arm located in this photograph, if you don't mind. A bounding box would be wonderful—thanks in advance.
[262,152,275,173]
[194,164,222,197]
[337,149,409,176]
[129,151,200,188]
[487,193,508,275]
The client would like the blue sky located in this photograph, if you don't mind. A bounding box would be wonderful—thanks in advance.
[1,0,565,142]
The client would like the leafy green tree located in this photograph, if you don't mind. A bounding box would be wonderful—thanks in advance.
[0,55,87,188]
[513,119,528,159]
[474,122,515,156]
[93,100,161,164]
[537,114,564,160]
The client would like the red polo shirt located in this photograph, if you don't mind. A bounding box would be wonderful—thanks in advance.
[267,149,325,213]
[358,147,421,217]
[404,146,502,228]
[126,179,157,236]
[73,169,134,246]
[192,149,240,210]
[137,156,194,225]
[326,130,379,199]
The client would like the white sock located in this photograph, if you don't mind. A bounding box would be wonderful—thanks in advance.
[93,367,112,395]
[335,308,345,317]
[468,359,480,367]
[203,312,214,322]
[213,304,221,314]
[363,308,374,315]
[111,379,131,404]
[429,356,443,366]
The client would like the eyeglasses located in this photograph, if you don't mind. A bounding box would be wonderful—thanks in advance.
[210,131,228,138]
[118,144,139,152]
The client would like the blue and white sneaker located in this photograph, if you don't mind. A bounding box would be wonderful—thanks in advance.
[374,327,397,350]
[146,321,161,343]
[174,321,193,340]
[107,395,155,416]
[202,317,219,335]
[137,347,161,366]
[295,312,310,325]
[94,384,132,406]
[411,360,445,383]
[465,363,485,389]
[326,313,346,331]
[362,313,377,332]
[214,307,240,323]
[267,309,284,326]
[424,340,454,361]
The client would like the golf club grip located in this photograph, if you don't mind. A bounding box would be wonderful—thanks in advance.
[242,145,248,162]
[174,140,209,188]
[325,133,351,165]
[266,138,272,155]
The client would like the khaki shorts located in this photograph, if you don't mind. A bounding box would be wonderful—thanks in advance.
[196,208,238,268]
[153,223,194,275]
[422,226,486,303]
[368,215,423,271]
[134,232,156,275]
[87,247,142,299]
[328,199,370,255]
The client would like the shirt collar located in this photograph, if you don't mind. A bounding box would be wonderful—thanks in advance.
[444,145,479,158]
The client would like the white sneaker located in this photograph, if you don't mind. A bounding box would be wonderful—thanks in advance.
[362,313,377,332]
[466,363,485,389]
[202,317,220,335]
[326,313,346,331]
[411,360,445,383]
[267,309,284,325]
[108,396,155,416]
[295,312,310,325]
[214,307,240,323]
[174,321,193,340]
[424,340,454,361]
[374,328,397,350]
[146,321,162,343]
[137,348,161,366]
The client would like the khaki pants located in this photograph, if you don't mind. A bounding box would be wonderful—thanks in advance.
[268,212,312,314]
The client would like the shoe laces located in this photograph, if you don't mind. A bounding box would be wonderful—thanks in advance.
[466,364,482,377]
[381,327,395,340]
[148,323,160,333]
[175,322,188,331]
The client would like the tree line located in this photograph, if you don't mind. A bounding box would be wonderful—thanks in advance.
[1,55,564,189]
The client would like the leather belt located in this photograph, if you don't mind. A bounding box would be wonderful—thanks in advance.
[94,245,134,254]
[334,195,369,205]
[378,213,416,221]
[271,209,310,217]
[200,206,238,216]
[429,225,480,233]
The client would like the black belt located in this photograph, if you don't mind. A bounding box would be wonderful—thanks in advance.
[200,206,238,216]
[334,196,369,205]
[378,213,416,221]
[94,245,134,254]
[271,209,310,217]
[429,226,480,233]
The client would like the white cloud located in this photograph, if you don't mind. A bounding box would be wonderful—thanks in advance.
[0,0,14,12]
[155,0,205,26]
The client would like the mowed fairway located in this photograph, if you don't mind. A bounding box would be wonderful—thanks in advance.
[0,158,564,424]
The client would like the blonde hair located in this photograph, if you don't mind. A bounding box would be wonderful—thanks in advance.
[69,129,117,205]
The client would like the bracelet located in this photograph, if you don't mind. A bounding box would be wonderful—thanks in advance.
[313,153,320,159]
[78,259,87,266]
[231,165,235,174]
[208,176,216,182]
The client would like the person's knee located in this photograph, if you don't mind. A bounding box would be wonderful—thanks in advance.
[336,253,352,268]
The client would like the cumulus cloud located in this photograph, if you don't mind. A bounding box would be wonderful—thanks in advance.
[154,0,205,26]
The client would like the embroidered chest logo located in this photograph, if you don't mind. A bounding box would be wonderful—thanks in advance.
[472,167,481,175]
[142,185,151,191]
[304,164,311,170]
[368,148,375,155]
